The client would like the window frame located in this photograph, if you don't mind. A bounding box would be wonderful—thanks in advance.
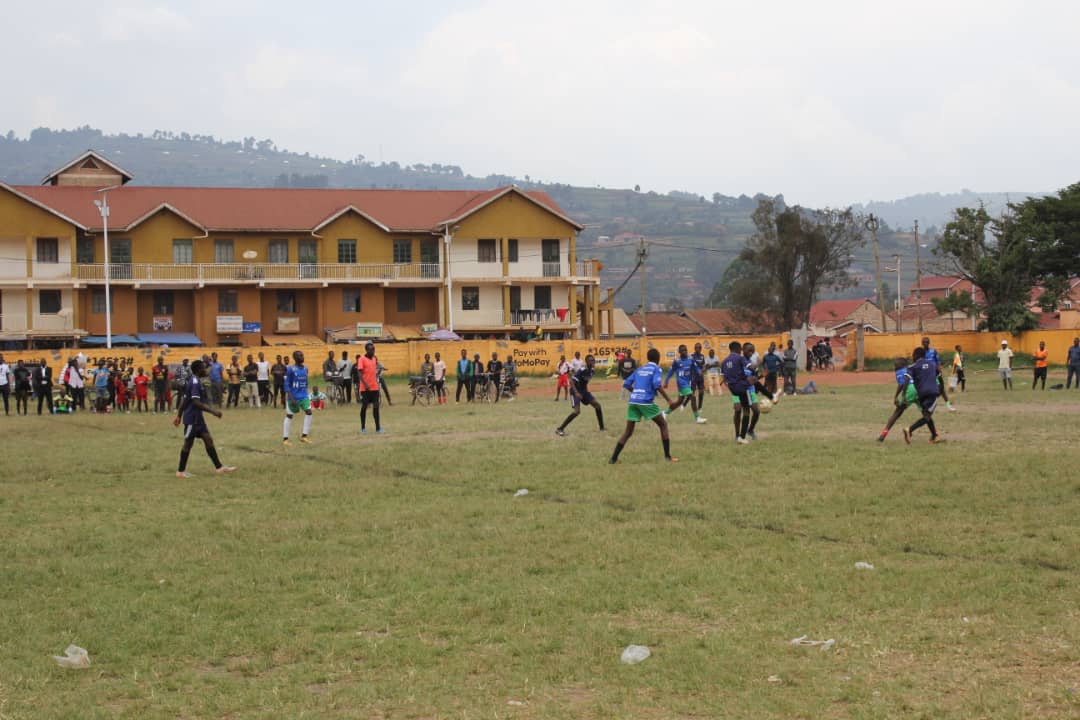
[393,239,413,264]
[337,239,357,264]
[214,239,235,264]
[39,289,62,315]
[541,239,560,262]
[396,287,416,313]
[36,237,59,264]
[91,288,106,314]
[507,238,519,263]
[153,290,175,316]
[218,289,239,313]
[477,239,497,263]
[173,239,193,264]
[342,287,362,313]
[534,285,552,310]
[276,290,297,314]
[268,239,289,264]
[462,286,480,311]
[76,236,95,264]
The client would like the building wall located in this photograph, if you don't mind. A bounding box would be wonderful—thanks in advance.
[383,287,439,326]
[454,284,505,327]
[321,285,387,331]
[1,290,28,330]
[0,187,78,279]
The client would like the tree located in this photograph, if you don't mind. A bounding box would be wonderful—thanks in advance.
[935,205,1037,332]
[727,200,866,330]
[1013,183,1080,307]
[931,290,977,331]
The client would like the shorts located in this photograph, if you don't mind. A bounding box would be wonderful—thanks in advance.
[184,422,209,439]
[627,403,662,422]
[678,386,693,397]
[731,389,752,409]
[360,389,380,405]
[998,368,1012,379]
[287,398,312,413]
[918,395,939,413]
[572,390,595,409]
[903,386,918,405]
[557,375,569,388]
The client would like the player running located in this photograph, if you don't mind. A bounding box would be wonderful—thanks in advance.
[664,344,706,424]
[609,348,678,464]
[878,357,918,442]
[921,337,956,411]
[903,346,944,444]
[173,359,236,478]
[722,341,757,445]
[282,350,313,446]
[556,353,604,436]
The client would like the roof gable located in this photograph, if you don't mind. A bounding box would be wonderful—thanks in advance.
[438,186,584,231]
[41,150,133,186]
[0,182,87,230]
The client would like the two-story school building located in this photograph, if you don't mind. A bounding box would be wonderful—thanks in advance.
[0,151,613,348]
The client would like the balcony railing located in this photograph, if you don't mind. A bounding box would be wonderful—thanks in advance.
[542,261,561,277]
[76,262,442,283]
[0,314,28,332]
[510,308,569,324]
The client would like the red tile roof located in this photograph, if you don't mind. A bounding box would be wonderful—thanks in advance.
[682,308,757,333]
[11,184,577,233]
[625,312,704,335]
[809,298,872,325]
[911,275,964,291]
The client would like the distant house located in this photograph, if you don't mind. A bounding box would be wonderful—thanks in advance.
[895,276,982,332]
[1028,278,1080,330]
[625,311,704,336]
[808,298,888,335]
[682,308,758,334]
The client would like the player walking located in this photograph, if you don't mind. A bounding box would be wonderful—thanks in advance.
[282,350,313,446]
[556,354,604,436]
[609,348,677,464]
[173,359,236,478]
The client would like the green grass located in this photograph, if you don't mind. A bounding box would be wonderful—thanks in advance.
[2,373,1079,719]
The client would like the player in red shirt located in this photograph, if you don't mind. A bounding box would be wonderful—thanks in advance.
[114,374,129,413]
[134,368,150,413]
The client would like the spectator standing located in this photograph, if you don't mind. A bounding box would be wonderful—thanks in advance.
[91,360,110,413]
[322,350,337,384]
[555,355,570,401]
[762,341,782,396]
[338,351,353,404]
[455,349,472,403]
[782,340,798,395]
[503,355,518,400]
[0,354,12,415]
[1032,341,1048,390]
[951,345,966,392]
[208,353,225,408]
[488,352,504,402]
[357,342,383,433]
[243,354,261,408]
[33,358,53,415]
[12,360,31,415]
[226,357,242,408]
[432,352,447,404]
[1067,338,1080,390]
[151,356,169,413]
[377,357,392,406]
[704,348,721,396]
[174,359,192,410]
[997,340,1014,390]
[134,367,150,412]
[271,355,287,407]
[256,352,271,406]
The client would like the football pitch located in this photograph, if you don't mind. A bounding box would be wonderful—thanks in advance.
[2,372,1078,719]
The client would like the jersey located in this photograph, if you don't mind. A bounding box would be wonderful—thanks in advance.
[895,367,917,403]
[665,356,699,390]
[924,347,940,364]
[571,364,594,394]
[624,362,663,405]
[908,358,940,398]
[721,352,750,393]
[284,364,310,401]
[181,376,206,426]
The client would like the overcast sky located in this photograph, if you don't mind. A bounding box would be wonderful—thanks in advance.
[4,1,1078,207]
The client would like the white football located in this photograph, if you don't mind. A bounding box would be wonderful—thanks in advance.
[758,397,773,413]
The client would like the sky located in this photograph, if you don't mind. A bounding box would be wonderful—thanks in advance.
[4,0,1079,207]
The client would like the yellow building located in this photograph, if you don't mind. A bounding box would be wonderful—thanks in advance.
[0,151,608,347]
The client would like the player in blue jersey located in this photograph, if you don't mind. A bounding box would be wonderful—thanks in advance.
[878,357,919,442]
[921,336,956,411]
[690,342,707,411]
[903,346,944,444]
[283,350,313,446]
[555,354,604,435]
[721,340,756,445]
[609,348,677,463]
[173,359,236,478]
[664,344,706,424]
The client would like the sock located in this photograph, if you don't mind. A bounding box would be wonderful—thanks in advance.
[302,413,312,436]
[693,410,699,419]
[178,449,190,472]
[283,415,292,439]
[373,406,381,431]
[610,442,625,463]
[740,414,750,438]
[880,428,889,437]
[594,406,604,430]
[559,413,577,431]
[749,411,759,433]
[926,418,937,437]
[662,438,671,458]
[206,443,222,469]
[360,405,367,429]
[910,418,927,433]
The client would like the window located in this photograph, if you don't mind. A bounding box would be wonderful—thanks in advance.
[396,288,416,313]
[393,239,413,264]
[277,290,297,313]
[39,290,61,315]
[343,288,362,313]
[173,239,193,264]
[542,239,560,277]
[268,239,289,263]
[535,286,552,310]
[111,239,132,279]
[337,239,357,264]
[77,237,94,264]
[509,285,521,312]
[462,286,480,310]
[153,291,175,315]
[36,238,59,264]
[477,239,497,263]
[298,240,319,279]
[508,238,519,263]
[91,289,106,314]
[214,239,234,263]
[218,289,238,313]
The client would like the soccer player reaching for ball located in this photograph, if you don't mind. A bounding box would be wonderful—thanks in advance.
[664,344,706,424]
[556,354,604,436]
[610,348,677,464]
[173,359,236,478]
[283,350,313,445]
[903,346,944,444]
[878,357,917,442]
[722,341,757,445]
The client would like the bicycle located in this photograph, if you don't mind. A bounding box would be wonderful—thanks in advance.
[325,372,347,406]
[409,376,435,406]
[473,372,494,403]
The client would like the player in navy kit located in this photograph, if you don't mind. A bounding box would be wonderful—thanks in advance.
[721,341,756,445]
[690,342,707,411]
[283,350,313,445]
[173,360,236,478]
[610,348,677,463]
[664,344,706,424]
[555,354,604,435]
[903,346,945,444]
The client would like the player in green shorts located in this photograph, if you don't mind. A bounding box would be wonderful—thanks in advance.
[610,348,678,464]
[283,350,313,445]
[878,357,918,442]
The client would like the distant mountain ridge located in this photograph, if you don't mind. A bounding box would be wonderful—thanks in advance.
[852,190,1048,232]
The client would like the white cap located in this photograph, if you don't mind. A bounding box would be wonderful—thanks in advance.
[1001,340,1008,345]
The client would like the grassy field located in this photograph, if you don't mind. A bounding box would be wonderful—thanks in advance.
[1,370,1078,719]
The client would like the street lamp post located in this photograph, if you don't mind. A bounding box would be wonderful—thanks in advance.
[93,190,114,350]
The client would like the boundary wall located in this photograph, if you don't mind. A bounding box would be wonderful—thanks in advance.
[0,334,789,377]
[854,329,1080,366]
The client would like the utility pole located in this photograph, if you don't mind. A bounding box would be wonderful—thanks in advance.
[638,236,648,347]
[886,254,902,333]
[913,220,923,334]
[865,214,886,331]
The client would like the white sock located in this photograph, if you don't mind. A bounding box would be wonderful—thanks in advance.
[302,413,312,436]
[283,415,292,439]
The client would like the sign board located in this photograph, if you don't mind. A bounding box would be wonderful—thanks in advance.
[356,323,383,338]
[242,322,262,334]
[216,315,244,333]
[152,316,173,331]
[277,316,300,333]
[421,323,438,333]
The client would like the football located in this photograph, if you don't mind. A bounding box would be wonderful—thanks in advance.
[758,397,773,413]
